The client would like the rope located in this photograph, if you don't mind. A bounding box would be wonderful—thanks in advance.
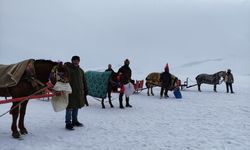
[0,86,50,118]
[90,95,119,103]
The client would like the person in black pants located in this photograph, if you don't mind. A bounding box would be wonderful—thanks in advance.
[225,69,234,93]
[117,59,132,108]
[160,64,172,99]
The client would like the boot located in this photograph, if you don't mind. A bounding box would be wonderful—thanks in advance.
[119,94,124,109]
[65,123,74,130]
[125,97,132,107]
[72,121,84,127]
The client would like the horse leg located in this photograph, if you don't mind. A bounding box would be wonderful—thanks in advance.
[198,84,201,92]
[151,87,154,96]
[19,100,29,135]
[214,85,217,92]
[147,88,150,96]
[108,91,114,108]
[101,98,105,109]
[85,96,89,106]
[10,102,21,138]
[146,82,150,96]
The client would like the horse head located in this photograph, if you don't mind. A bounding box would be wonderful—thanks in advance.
[34,60,69,84]
[218,71,227,80]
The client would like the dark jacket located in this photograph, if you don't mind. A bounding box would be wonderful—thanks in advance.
[160,71,172,88]
[105,68,115,77]
[225,72,234,83]
[117,64,132,84]
[65,62,87,109]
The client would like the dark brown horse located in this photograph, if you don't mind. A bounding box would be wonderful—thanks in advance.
[0,60,66,138]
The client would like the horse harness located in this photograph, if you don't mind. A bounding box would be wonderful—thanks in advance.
[4,62,45,97]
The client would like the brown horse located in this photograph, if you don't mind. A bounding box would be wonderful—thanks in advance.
[145,72,179,96]
[0,59,66,138]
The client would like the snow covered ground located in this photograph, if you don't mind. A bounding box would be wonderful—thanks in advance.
[0,75,250,150]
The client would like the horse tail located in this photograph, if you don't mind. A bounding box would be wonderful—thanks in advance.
[195,75,199,81]
[145,73,159,88]
[195,75,202,84]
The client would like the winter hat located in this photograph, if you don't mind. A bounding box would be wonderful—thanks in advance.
[124,59,130,65]
[164,63,169,72]
[71,55,80,61]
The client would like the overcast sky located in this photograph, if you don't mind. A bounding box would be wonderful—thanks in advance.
[0,0,249,71]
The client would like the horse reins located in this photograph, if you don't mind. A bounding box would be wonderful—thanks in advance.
[90,95,119,103]
[0,85,51,118]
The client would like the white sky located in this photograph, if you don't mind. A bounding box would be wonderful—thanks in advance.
[0,0,249,74]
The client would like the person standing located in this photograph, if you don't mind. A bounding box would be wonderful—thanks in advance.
[117,59,132,108]
[225,69,234,93]
[160,64,172,99]
[64,56,88,130]
[105,64,116,77]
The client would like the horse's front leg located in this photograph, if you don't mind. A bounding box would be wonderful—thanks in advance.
[214,85,217,92]
[198,84,201,92]
[108,91,114,108]
[151,87,154,96]
[85,95,89,106]
[19,100,29,135]
[10,102,21,138]
[101,98,105,109]
[147,88,150,96]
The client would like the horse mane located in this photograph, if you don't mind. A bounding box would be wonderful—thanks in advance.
[35,59,58,65]
[213,71,226,76]
[215,70,225,74]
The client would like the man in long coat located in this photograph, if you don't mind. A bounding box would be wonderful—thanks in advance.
[64,56,87,130]
[160,64,172,99]
[117,59,133,108]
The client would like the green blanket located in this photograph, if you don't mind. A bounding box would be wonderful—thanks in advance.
[85,71,111,99]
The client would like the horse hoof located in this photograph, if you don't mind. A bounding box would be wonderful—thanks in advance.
[110,105,114,108]
[102,106,105,109]
[12,131,21,139]
[20,128,28,135]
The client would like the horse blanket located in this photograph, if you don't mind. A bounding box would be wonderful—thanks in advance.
[85,71,111,99]
[195,71,226,85]
[0,59,35,88]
